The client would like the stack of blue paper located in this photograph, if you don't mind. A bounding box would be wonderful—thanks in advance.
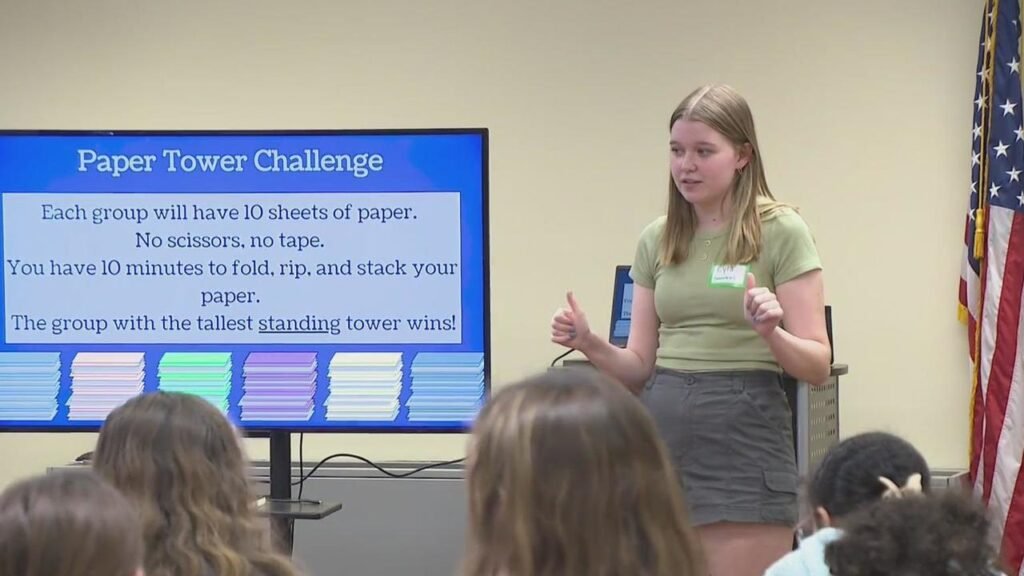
[0,352,61,421]
[407,352,484,422]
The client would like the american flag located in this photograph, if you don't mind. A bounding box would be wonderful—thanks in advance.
[960,0,1024,572]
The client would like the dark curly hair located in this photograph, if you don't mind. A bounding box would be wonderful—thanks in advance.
[824,489,1003,576]
[810,431,930,520]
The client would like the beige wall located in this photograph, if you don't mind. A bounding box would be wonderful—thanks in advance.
[0,0,980,486]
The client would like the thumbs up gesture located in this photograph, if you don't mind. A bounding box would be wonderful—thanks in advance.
[744,273,783,338]
[551,290,592,348]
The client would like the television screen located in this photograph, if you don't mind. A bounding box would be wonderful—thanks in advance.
[0,129,489,432]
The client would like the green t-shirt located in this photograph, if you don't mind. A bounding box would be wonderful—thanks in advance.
[630,208,822,373]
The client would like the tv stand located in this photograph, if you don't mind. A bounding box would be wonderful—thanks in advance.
[260,431,344,555]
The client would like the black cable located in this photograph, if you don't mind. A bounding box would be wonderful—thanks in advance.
[253,454,466,487]
[550,348,575,367]
[260,449,464,545]
[290,453,465,485]
[287,432,305,546]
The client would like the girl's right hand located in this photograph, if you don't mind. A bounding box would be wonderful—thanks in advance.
[551,290,592,349]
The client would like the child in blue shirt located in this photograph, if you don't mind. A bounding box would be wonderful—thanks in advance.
[826,487,1007,576]
[764,431,930,576]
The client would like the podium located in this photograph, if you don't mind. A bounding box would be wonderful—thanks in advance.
[783,365,846,476]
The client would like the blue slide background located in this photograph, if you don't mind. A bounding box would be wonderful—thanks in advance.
[0,131,488,432]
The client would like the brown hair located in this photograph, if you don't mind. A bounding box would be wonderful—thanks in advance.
[662,83,788,266]
[462,369,705,576]
[93,391,300,576]
[825,489,1004,576]
[0,469,143,576]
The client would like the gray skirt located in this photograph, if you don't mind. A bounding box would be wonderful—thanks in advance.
[640,367,798,527]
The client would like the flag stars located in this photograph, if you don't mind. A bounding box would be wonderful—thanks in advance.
[1010,57,1021,74]
[978,94,987,110]
[975,123,984,139]
[1008,167,1022,182]
[974,152,982,166]
[1019,191,1024,206]
[995,141,1010,157]
[991,182,1002,198]
[1015,126,1024,141]
[1001,99,1018,116]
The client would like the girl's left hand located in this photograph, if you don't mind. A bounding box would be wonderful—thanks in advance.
[744,273,783,338]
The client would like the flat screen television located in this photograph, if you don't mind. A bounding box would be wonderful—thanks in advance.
[0,129,490,434]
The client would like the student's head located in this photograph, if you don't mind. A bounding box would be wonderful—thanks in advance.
[93,391,299,576]
[93,390,249,521]
[824,490,1001,576]
[662,83,778,266]
[808,431,930,528]
[0,469,143,576]
[462,368,704,576]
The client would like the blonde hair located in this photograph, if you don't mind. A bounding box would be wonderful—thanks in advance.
[93,391,300,576]
[0,469,142,576]
[462,369,705,576]
[662,83,788,266]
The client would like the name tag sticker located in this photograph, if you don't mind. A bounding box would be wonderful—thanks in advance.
[708,264,748,289]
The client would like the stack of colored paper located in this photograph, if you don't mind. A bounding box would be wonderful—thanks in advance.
[157,352,232,413]
[68,352,145,421]
[0,352,61,421]
[240,352,317,421]
[406,352,484,422]
[324,352,402,421]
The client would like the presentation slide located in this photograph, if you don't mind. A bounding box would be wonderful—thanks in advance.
[0,130,489,432]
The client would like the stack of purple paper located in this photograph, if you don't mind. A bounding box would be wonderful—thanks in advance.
[240,352,317,422]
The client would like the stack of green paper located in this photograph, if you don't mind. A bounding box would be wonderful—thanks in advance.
[157,352,231,413]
